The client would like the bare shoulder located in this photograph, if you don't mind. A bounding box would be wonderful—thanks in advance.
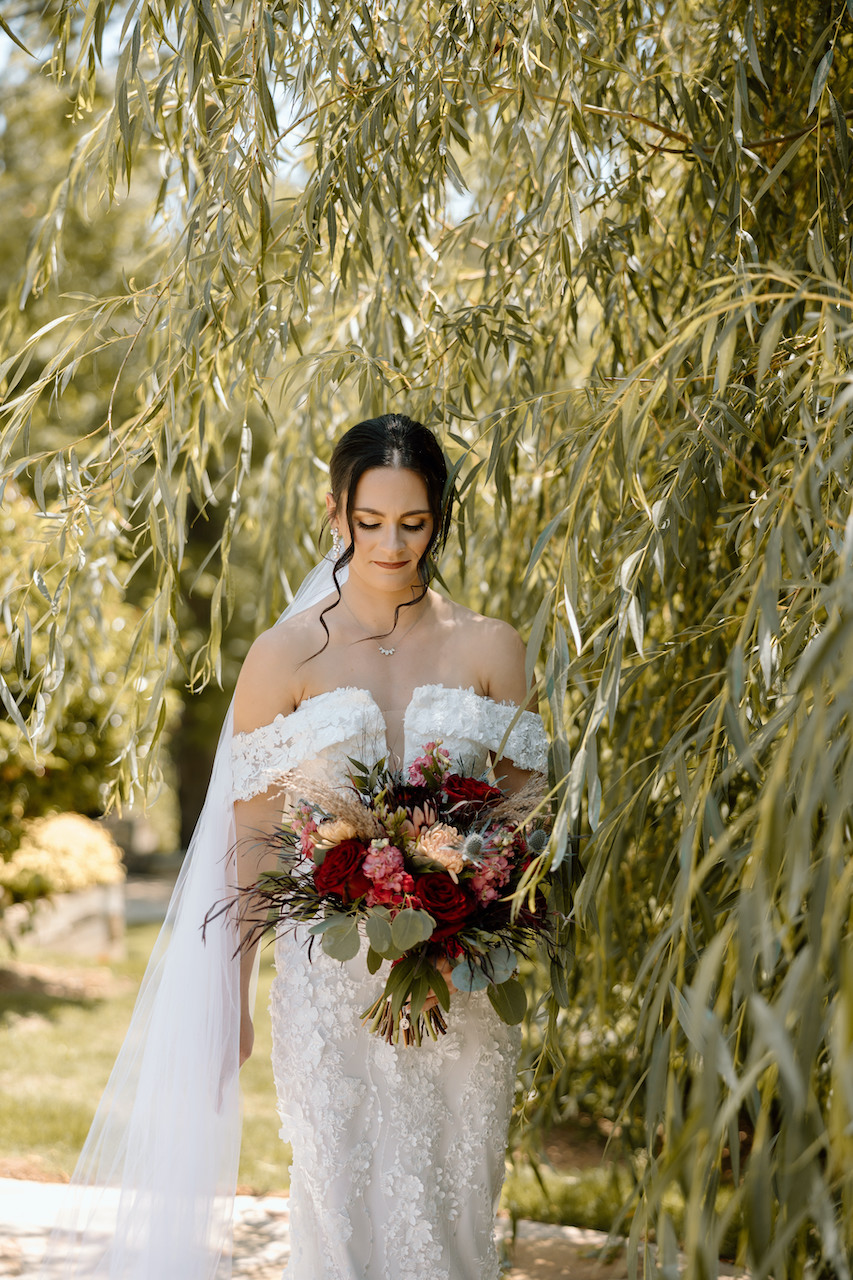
[437,596,530,705]
[232,602,329,734]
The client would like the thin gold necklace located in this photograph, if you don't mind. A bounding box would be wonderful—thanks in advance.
[340,592,428,657]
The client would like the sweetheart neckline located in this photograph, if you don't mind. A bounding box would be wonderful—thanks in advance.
[233,682,532,742]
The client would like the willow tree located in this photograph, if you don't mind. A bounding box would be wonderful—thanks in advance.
[2,0,853,1274]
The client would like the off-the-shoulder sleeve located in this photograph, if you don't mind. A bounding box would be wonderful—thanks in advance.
[406,686,549,775]
[231,720,297,801]
[231,691,384,801]
[479,701,549,773]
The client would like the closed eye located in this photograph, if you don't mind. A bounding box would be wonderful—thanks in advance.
[356,521,427,532]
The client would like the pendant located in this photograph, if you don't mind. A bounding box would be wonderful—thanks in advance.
[378,645,396,656]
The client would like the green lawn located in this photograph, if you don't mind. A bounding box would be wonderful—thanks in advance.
[0,924,289,1193]
[0,924,623,1226]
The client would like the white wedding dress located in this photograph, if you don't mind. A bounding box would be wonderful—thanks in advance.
[231,683,549,1280]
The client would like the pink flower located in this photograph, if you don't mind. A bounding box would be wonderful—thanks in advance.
[470,853,512,904]
[292,807,319,859]
[365,874,415,908]
[363,844,416,906]
[407,741,451,786]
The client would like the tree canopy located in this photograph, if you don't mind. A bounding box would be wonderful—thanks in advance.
[2,1,853,1273]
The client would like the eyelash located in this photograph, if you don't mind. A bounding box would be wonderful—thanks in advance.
[355,521,427,533]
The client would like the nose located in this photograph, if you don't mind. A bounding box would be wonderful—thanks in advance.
[382,525,406,555]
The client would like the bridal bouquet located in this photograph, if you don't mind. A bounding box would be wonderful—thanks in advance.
[232,741,553,1047]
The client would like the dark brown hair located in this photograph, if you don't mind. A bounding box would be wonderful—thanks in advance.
[313,414,454,657]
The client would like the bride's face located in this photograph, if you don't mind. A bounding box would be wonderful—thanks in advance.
[329,466,434,593]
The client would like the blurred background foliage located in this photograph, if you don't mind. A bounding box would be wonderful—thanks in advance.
[1,0,853,1274]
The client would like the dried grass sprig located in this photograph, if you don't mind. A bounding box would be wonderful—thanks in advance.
[487,773,548,825]
[275,769,384,840]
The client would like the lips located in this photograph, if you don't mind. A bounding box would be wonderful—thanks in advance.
[375,561,409,569]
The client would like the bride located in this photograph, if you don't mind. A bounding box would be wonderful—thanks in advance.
[39,414,548,1280]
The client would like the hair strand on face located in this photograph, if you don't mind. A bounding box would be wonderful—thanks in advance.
[307,415,454,663]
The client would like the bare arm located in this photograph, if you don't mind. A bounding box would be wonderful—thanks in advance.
[480,618,539,794]
[232,627,301,1064]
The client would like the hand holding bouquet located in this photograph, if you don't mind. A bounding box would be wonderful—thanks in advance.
[229,742,555,1047]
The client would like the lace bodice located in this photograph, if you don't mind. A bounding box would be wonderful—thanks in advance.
[230,683,548,801]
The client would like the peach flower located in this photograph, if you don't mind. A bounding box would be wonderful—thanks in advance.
[416,823,465,880]
[315,818,359,844]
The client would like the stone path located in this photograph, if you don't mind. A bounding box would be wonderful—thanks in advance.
[0,1179,751,1279]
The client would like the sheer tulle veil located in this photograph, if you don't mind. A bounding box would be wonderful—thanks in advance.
[38,556,346,1280]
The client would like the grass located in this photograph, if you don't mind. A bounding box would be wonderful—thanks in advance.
[0,924,624,1223]
[0,924,290,1192]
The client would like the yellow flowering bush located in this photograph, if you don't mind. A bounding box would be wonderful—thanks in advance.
[0,813,125,904]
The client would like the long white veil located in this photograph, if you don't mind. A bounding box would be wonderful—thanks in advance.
[38,556,345,1279]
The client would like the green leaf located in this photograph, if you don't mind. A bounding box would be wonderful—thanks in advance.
[0,672,28,736]
[320,917,361,962]
[757,300,793,383]
[808,49,833,117]
[714,317,739,396]
[427,964,450,1012]
[523,509,567,588]
[525,592,552,688]
[549,957,570,1009]
[0,14,34,56]
[408,973,431,1022]
[829,91,849,173]
[486,943,518,984]
[307,912,350,936]
[390,908,434,950]
[451,956,491,992]
[754,132,809,203]
[365,909,393,953]
[487,978,527,1025]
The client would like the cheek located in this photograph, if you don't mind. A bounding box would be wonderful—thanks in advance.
[416,527,434,556]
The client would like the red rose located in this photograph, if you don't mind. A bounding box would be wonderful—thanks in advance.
[442,774,504,817]
[416,873,477,940]
[313,840,371,902]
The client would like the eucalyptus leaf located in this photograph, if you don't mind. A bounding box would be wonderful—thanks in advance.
[390,908,435,951]
[365,910,393,954]
[487,978,527,1025]
[451,956,491,993]
[320,918,361,962]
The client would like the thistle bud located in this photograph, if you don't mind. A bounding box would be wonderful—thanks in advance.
[527,829,549,854]
[461,832,485,860]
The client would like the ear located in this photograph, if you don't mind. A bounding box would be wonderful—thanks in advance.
[325,491,337,529]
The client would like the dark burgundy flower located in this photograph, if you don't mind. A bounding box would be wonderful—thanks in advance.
[387,782,433,812]
[416,872,477,940]
[442,774,504,823]
[313,840,371,902]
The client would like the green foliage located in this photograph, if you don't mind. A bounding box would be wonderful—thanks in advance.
[0,484,143,857]
[1,0,853,1273]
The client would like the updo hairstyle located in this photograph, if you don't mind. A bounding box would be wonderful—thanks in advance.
[314,414,454,655]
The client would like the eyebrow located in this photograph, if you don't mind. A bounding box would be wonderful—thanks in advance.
[353,507,432,516]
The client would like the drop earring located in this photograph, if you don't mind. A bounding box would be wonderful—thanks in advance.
[332,528,342,560]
